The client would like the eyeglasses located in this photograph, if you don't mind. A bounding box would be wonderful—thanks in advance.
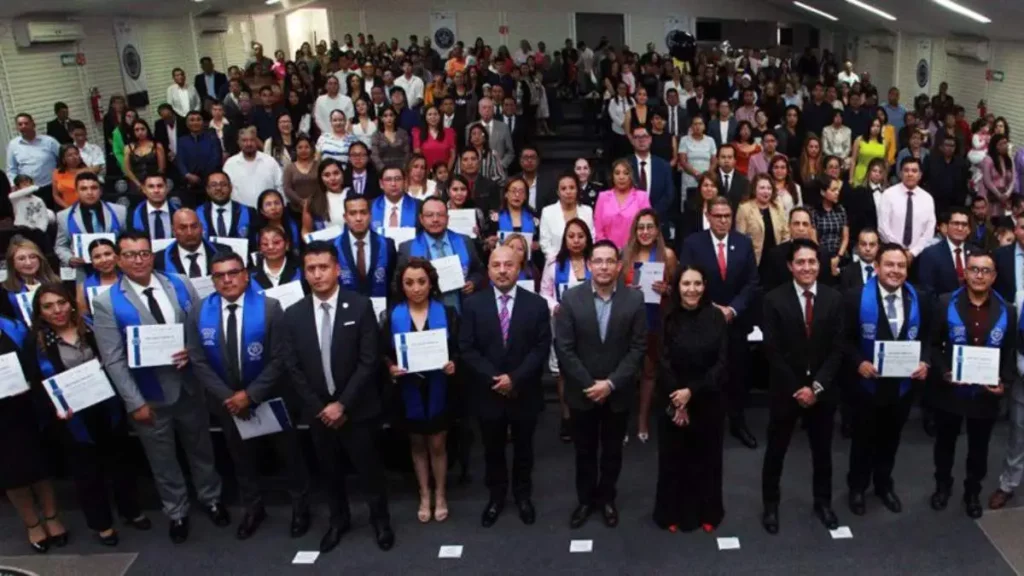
[966,266,994,276]
[709,213,732,220]
[381,176,404,182]
[120,250,153,260]
[590,258,618,267]
[948,221,970,228]
[212,268,246,281]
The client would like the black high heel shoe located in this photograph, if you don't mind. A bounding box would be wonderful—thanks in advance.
[26,520,49,554]
[44,514,69,547]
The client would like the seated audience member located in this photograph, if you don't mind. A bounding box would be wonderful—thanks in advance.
[0,237,61,325]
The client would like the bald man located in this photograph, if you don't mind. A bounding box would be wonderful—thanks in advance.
[156,208,229,277]
[459,246,552,527]
[467,97,514,170]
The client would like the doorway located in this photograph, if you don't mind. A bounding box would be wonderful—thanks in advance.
[286,8,330,58]
[575,13,624,50]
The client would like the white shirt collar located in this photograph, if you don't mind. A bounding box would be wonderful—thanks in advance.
[635,153,650,164]
[212,200,233,211]
[861,259,875,272]
[794,280,817,298]
[495,285,517,302]
[147,201,167,212]
[385,196,404,211]
[314,287,340,308]
[720,169,734,179]
[180,242,206,258]
[222,293,245,312]
[710,230,728,245]
[947,237,965,254]
[878,283,901,302]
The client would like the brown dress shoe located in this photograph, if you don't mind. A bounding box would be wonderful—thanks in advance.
[989,489,1014,510]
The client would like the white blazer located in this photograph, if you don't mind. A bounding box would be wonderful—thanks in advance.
[538,202,594,262]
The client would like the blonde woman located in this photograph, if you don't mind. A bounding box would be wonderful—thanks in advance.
[0,237,61,324]
[735,174,790,264]
[405,154,437,201]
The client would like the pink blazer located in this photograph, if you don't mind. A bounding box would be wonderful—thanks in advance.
[593,188,652,248]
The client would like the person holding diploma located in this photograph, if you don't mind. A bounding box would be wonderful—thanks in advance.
[186,252,311,540]
[842,243,931,516]
[555,239,647,529]
[501,234,539,292]
[54,173,125,277]
[279,241,394,552]
[334,195,397,303]
[252,189,301,252]
[381,258,459,523]
[444,175,492,256]
[927,250,1016,519]
[76,239,121,321]
[398,197,486,312]
[372,165,419,233]
[489,178,539,256]
[155,209,227,278]
[0,237,61,326]
[196,172,255,242]
[621,209,677,443]
[460,246,551,528]
[26,284,148,546]
[92,230,229,543]
[127,174,177,241]
[302,159,349,235]
[761,238,845,534]
[250,226,303,290]
[539,218,593,442]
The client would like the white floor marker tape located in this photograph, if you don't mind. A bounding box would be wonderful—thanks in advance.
[830,526,853,539]
[569,539,593,553]
[292,551,320,564]
[717,537,741,550]
[439,545,464,558]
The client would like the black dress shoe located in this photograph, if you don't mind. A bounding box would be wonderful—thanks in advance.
[236,507,266,540]
[290,507,311,538]
[204,503,231,527]
[964,494,983,519]
[877,490,903,514]
[602,502,619,528]
[319,521,350,553]
[848,492,866,516]
[169,518,190,544]
[931,488,951,511]
[27,522,49,554]
[373,521,395,551]
[813,502,839,530]
[517,499,536,525]
[559,418,572,443]
[98,530,119,547]
[730,424,758,449]
[570,504,592,529]
[762,505,780,534]
[124,515,152,530]
[481,500,503,527]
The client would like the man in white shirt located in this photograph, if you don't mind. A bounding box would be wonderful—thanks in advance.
[166,67,201,119]
[877,158,936,258]
[837,61,861,87]
[314,76,355,136]
[223,127,283,208]
[69,121,105,176]
[395,60,425,109]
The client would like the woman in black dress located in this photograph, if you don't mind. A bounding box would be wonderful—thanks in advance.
[654,264,728,533]
[382,258,459,524]
[648,108,677,166]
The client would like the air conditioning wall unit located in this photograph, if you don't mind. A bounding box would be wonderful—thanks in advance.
[946,39,990,62]
[866,35,895,52]
[195,16,229,34]
[12,19,85,47]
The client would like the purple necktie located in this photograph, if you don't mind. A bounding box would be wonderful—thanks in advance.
[499,294,511,346]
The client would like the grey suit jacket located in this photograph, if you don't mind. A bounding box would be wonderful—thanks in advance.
[186,294,284,404]
[55,202,128,266]
[554,282,647,413]
[93,273,200,412]
[467,119,515,170]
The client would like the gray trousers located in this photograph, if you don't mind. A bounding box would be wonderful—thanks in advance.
[131,390,222,520]
[998,376,1024,493]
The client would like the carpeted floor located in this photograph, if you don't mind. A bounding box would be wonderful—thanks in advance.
[0,405,1016,576]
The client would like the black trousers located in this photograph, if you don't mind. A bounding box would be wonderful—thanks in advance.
[847,392,914,493]
[310,418,389,525]
[215,404,310,512]
[933,408,996,496]
[478,415,537,502]
[571,403,629,506]
[63,413,141,532]
[36,184,56,211]
[725,329,752,426]
[762,397,835,505]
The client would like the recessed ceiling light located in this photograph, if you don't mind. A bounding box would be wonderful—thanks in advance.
[793,1,839,21]
[932,0,991,23]
[844,0,897,21]
[265,0,280,4]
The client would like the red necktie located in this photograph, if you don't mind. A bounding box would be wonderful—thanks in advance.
[803,290,814,337]
[716,241,727,280]
[954,247,964,283]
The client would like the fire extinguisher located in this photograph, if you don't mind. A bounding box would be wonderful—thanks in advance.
[90,88,102,123]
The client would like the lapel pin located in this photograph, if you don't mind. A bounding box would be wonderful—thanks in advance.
[730,245,735,251]
[342,302,349,309]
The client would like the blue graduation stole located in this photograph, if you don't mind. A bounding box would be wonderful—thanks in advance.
[132,203,175,233]
[67,202,122,235]
[336,231,389,297]
[859,277,920,397]
[109,274,193,401]
[7,284,33,325]
[391,300,447,421]
[409,231,470,288]
[371,195,418,231]
[37,341,121,443]
[555,258,590,301]
[498,210,536,233]
[83,273,121,319]
[197,202,250,239]
[517,269,532,281]
[0,316,27,348]
[948,287,1008,398]
[197,289,267,388]
[160,239,220,275]
[282,217,301,247]
[312,216,335,231]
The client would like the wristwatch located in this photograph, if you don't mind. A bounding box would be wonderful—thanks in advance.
[811,381,824,396]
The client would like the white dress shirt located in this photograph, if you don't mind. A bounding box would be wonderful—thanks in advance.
[719,169,736,192]
[147,201,171,239]
[538,203,595,260]
[718,120,730,143]
[860,259,876,284]
[77,142,106,171]
[504,115,517,134]
[178,243,208,277]
[947,238,967,270]
[210,201,235,236]
[794,281,818,324]
[223,151,284,208]
[313,93,355,135]
[166,84,198,118]
[395,74,424,107]
[495,285,517,318]
[443,114,455,128]
[608,98,629,135]
[262,260,284,287]
[710,230,729,268]
[126,276,174,322]
[878,283,903,337]
[222,293,245,369]
[384,197,406,228]
[163,120,178,156]
[877,184,937,257]
[314,287,340,350]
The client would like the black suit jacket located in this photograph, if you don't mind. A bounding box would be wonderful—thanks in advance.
[469,175,501,214]
[46,118,74,145]
[994,243,1018,303]
[762,241,837,292]
[154,117,185,153]
[459,288,552,420]
[664,104,689,137]
[156,241,228,274]
[762,282,845,401]
[685,96,710,123]
[199,201,256,241]
[343,165,382,200]
[839,261,869,293]
[194,72,229,103]
[499,115,527,155]
[281,289,380,421]
[716,170,748,212]
[916,240,976,298]
[249,254,305,291]
[679,230,759,325]
[336,231,397,300]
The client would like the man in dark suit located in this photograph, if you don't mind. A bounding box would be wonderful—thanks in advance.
[679,196,760,448]
[761,238,845,534]
[843,244,931,517]
[839,228,880,293]
[968,195,999,251]
[715,145,748,212]
[555,240,647,529]
[917,207,975,298]
[762,208,837,291]
[155,209,227,278]
[280,241,394,552]
[194,57,229,106]
[154,104,185,158]
[708,101,737,148]
[186,252,310,540]
[663,89,690,139]
[514,146,556,212]
[928,250,1016,519]
[344,143,381,200]
[334,195,396,302]
[459,148,502,214]
[46,102,74,145]
[629,126,673,223]
[500,97,528,156]
[460,246,552,528]
[994,213,1023,302]
[685,83,711,124]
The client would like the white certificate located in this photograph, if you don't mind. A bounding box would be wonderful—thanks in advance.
[371,297,387,323]
[952,345,1000,386]
[394,328,449,373]
[0,352,29,399]
[151,238,175,253]
[126,324,185,368]
[498,230,534,256]
[42,359,116,418]
[233,397,292,440]
[558,273,585,301]
[189,276,216,299]
[87,284,113,314]
[73,233,116,263]
[262,280,305,310]
[383,226,417,246]
[873,341,921,378]
[448,209,478,238]
[59,267,77,281]
[304,225,343,244]
[210,236,250,261]
[637,262,666,304]
[432,255,466,293]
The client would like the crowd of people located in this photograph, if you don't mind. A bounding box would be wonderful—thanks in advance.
[2,28,1024,562]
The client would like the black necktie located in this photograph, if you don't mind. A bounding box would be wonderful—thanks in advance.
[723,173,730,192]
[639,161,648,191]
[142,287,167,324]
[226,303,240,386]
[187,253,202,278]
[902,191,914,247]
[152,209,165,239]
[216,207,228,237]
[669,108,676,135]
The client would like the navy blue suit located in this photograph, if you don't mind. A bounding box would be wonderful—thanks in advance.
[708,118,737,149]
[916,240,976,298]
[629,155,673,222]
[994,243,1018,303]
